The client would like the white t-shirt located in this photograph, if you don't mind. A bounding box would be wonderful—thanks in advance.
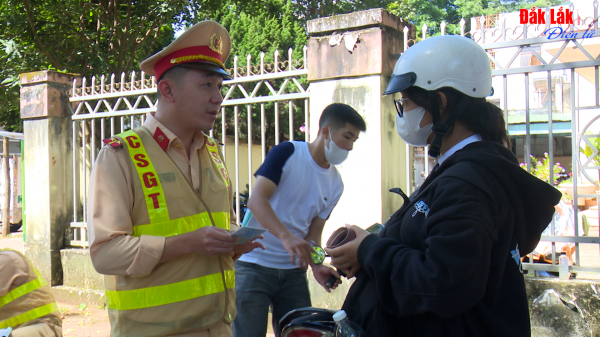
[238,141,344,269]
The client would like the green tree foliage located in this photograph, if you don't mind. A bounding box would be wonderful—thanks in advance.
[199,0,311,147]
[387,0,563,38]
[0,0,223,132]
[224,0,392,21]
[0,39,26,131]
[214,0,307,68]
[290,0,391,20]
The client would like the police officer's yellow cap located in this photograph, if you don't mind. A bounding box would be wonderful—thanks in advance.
[140,20,231,80]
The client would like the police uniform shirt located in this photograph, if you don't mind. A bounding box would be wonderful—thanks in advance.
[87,113,237,278]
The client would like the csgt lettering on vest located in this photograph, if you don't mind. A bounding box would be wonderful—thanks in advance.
[519,7,574,25]
[131,151,162,210]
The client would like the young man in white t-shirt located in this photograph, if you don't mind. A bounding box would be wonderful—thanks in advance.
[232,103,366,337]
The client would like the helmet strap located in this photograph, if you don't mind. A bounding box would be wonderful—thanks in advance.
[427,94,472,158]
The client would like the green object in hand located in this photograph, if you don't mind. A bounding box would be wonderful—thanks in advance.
[366,223,384,234]
[311,245,326,265]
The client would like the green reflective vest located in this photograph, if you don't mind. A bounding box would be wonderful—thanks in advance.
[0,249,60,330]
[103,128,235,337]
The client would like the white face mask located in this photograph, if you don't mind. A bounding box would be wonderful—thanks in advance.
[324,130,349,165]
[395,106,433,146]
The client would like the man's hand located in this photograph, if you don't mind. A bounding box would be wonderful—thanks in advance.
[281,234,314,269]
[312,264,341,293]
[160,226,239,264]
[233,236,266,256]
[326,225,369,278]
[190,226,237,256]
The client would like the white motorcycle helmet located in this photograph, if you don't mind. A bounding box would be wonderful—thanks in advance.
[384,35,493,157]
[384,35,492,97]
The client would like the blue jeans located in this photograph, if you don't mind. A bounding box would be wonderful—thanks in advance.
[233,261,311,337]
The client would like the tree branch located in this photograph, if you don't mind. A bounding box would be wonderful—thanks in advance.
[22,0,65,69]
[115,1,132,73]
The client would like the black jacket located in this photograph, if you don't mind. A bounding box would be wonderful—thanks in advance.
[342,141,561,337]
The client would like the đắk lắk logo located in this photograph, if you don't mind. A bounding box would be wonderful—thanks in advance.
[520,7,573,25]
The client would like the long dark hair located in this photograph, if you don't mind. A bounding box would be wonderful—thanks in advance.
[405,86,511,148]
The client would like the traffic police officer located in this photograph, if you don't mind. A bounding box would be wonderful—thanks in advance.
[0,249,62,337]
[88,21,264,337]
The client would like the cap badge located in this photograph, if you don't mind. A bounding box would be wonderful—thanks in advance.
[209,33,223,54]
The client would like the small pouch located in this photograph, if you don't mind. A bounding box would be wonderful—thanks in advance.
[326,227,356,248]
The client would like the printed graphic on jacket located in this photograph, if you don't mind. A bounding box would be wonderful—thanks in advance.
[412,200,430,218]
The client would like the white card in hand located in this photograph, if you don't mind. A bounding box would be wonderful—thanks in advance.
[232,227,267,244]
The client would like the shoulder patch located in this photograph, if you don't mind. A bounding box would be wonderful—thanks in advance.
[103,137,122,148]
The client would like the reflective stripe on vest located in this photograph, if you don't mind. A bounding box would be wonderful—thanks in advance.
[0,271,45,308]
[0,303,59,329]
[205,138,230,187]
[105,270,235,310]
[0,249,57,329]
[132,211,230,237]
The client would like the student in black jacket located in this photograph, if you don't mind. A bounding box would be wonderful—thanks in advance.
[326,35,562,337]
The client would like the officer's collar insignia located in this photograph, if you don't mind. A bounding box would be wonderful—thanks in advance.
[153,127,169,152]
[209,34,223,54]
[412,200,430,218]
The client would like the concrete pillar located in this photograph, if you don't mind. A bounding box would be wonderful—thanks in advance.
[306,9,415,238]
[20,70,75,286]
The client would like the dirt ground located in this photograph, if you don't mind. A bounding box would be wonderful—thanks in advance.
[57,302,276,337]
[57,303,277,337]
[58,303,111,337]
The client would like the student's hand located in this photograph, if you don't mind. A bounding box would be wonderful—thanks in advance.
[233,236,266,257]
[281,234,314,269]
[191,226,237,256]
[326,225,369,278]
[312,264,341,293]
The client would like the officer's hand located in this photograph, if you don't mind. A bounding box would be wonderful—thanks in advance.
[281,234,314,269]
[312,264,341,293]
[192,227,237,256]
[233,236,266,256]
[326,225,369,278]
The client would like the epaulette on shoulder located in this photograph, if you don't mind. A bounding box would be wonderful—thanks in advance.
[102,137,123,149]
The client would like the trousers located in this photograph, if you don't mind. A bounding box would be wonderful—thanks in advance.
[232,261,311,337]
